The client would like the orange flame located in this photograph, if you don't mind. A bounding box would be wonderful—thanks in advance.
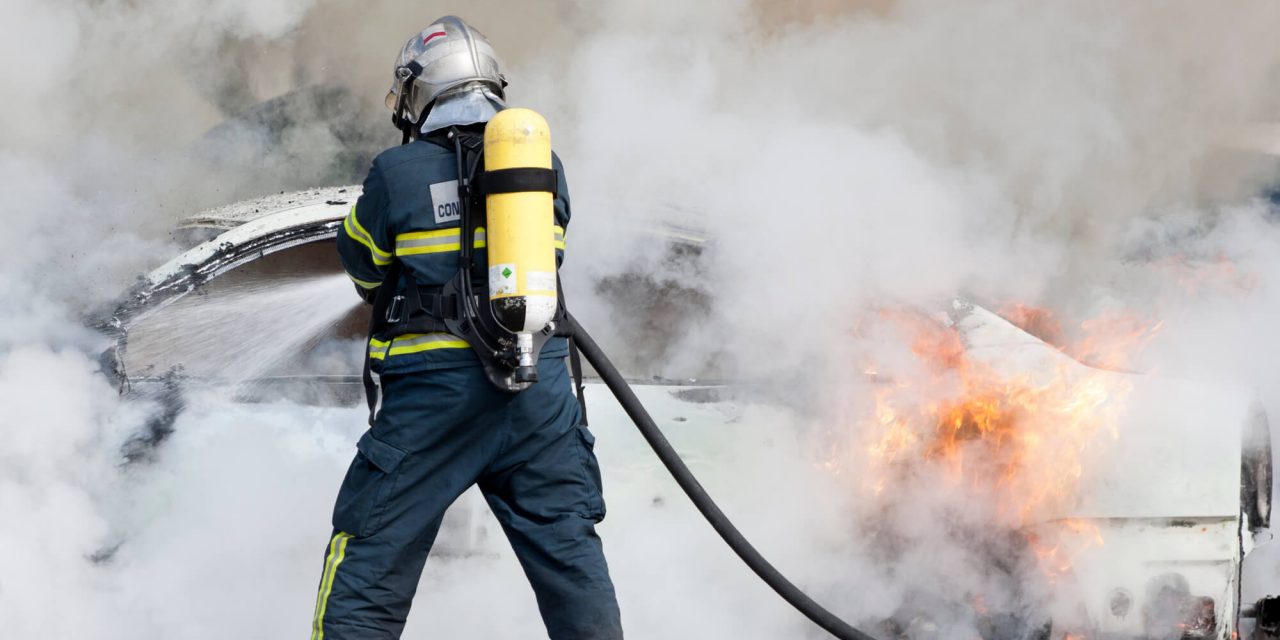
[1001,303,1162,371]
[853,305,1155,577]
[1027,519,1106,582]
[1153,253,1258,296]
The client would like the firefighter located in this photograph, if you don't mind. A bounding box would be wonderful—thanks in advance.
[312,16,622,640]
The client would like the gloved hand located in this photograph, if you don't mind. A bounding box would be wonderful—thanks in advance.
[355,284,379,305]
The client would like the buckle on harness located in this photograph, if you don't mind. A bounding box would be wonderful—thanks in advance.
[386,295,405,324]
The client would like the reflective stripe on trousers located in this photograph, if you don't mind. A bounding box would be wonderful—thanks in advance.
[311,532,353,640]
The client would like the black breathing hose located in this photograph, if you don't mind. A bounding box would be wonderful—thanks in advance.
[564,313,880,640]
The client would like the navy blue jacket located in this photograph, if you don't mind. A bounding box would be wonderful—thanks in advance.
[338,135,570,375]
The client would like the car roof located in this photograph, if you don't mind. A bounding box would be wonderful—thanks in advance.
[954,303,1252,520]
[177,185,361,230]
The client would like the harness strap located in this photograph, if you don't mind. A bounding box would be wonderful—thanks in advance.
[377,287,461,340]
[473,167,558,198]
[422,291,459,321]
[382,317,449,337]
[552,271,588,423]
[362,345,378,422]
[363,261,403,422]
[454,130,486,271]
[568,337,588,426]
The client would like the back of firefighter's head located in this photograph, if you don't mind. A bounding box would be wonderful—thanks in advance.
[385,16,507,134]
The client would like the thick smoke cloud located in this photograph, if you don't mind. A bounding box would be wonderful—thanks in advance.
[3,0,1280,638]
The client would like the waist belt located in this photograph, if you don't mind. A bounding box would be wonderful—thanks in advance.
[377,286,458,340]
[363,264,586,427]
[378,283,574,341]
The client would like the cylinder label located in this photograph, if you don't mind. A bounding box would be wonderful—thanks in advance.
[526,271,556,293]
[490,263,517,296]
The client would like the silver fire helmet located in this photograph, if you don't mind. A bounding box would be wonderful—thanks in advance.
[385,16,507,128]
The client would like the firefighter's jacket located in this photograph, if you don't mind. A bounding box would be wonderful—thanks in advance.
[337,134,570,375]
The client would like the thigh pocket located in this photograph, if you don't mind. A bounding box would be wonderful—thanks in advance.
[332,432,407,538]
[573,425,607,522]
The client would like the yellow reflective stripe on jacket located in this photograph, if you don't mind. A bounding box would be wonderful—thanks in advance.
[344,206,393,266]
[395,227,487,256]
[347,273,380,290]
[369,333,470,359]
[395,226,566,255]
[311,531,353,640]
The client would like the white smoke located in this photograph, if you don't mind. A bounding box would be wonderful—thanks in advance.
[3,0,1280,638]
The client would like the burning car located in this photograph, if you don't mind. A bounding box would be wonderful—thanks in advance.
[99,185,1274,639]
[849,301,1273,640]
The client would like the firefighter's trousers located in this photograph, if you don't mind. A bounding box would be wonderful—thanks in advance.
[310,357,622,639]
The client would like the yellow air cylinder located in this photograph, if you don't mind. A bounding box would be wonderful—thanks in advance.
[483,108,558,338]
